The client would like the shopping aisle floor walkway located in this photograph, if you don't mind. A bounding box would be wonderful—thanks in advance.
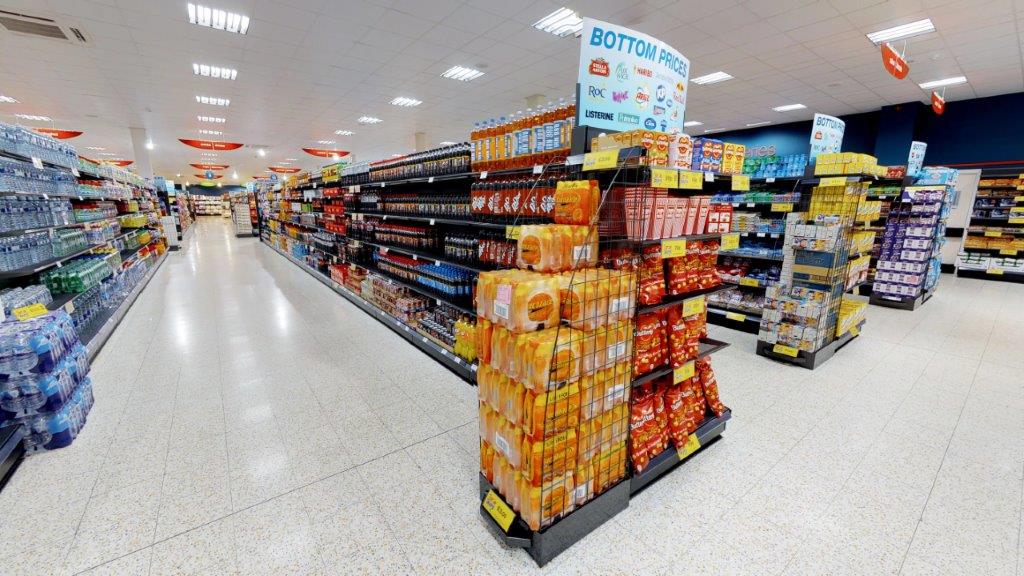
[1,217,1022,575]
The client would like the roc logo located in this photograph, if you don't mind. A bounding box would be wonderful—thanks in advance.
[612,90,628,103]
[617,113,640,125]
[615,62,630,82]
[634,66,653,78]
[588,85,607,99]
[635,85,650,110]
[589,58,609,77]
[644,117,657,129]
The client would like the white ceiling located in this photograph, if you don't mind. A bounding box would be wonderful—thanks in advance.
[1,0,1022,181]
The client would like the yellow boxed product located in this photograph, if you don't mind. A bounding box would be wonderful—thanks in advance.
[477,270,561,333]
[517,224,599,273]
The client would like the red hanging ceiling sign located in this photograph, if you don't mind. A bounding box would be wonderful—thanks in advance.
[104,159,133,167]
[33,128,83,139]
[178,139,244,150]
[268,166,301,173]
[189,163,230,170]
[195,173,223,179]
[931,91,945,115]
[881,42,909,80]
[302,148,350,158]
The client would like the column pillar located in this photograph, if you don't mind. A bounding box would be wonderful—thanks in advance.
[129,127,153,179]
[414,131,427,152]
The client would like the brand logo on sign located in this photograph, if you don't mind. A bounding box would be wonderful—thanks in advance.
[586,110,614,120]
[618,113,640,125]
[653,105,665,116]
[635,85,650,109]
[659,119,669,132]
[656,84,667,102]
[673,83,686,103]
[615,62,630,82]
[588,85,606,99]
[644,118,657,129]
[612,90,629,103]
[634,66,653,78]
[589,58,609,77]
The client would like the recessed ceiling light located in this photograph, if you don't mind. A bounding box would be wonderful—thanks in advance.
[439,141,457,145]
[145,140,155,150]
[279,162,292,165]
[533,7,583,37]
[746,121,771,127]
[691,71,733,85]
[176,173,181,177]
[683,121,703,127]
[198,116,226,123]
[918,75,967,89]
[391,154,403,158]
[867,18,935,44]
[198,129,223,135]
[196,95,230,106]
[334,130,354,136]
[15,114,51,121]
[441,66,485,81]
[703,128,724,133]
[99,152,117,156]
[187,3,250,34]
[256,148,266,157]
[390,97,422,107]
[192,63,237,80]
[358,116,382,124]
[285,158,297,161]
[317,140,336,145]
[232,171,238,179]
[201,152,218,157]
[773,103,807,112]
[85,146,106,151]
[0,95,18,103]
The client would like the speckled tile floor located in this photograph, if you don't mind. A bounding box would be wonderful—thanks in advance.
[0,217,1021,575]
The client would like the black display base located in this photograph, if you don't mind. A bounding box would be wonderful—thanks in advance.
[478,473,630,567]
[956,269,1024,283]
[755,320,865,369]
[940,263,955,273]
[706,306,761,334]
[235,232,255,238]
[870,288,933,311]
[0,425,24,493]
[629,409,731,495]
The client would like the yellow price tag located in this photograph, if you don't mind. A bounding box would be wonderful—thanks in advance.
[673,361,695,384]
[682,295,705,317]
[12,303,48,321]
[739,277,760,287]
[770,203,794,212]
[731,175,750,191]
[676,433,701,460]
[819,177,847,187]
[582,149,618,171]
[505,226,521,240]
[650,168,679,188]
[849,325,860,337]
[985,230,1002,238]
[987,268,1005,275]
[1000,249,1018,256]
[720,233,740,251]
[772,343,800,357]
[321,164,340,183]
[1018,174,1024,180]
[725,311,746,322]
[482,490,516,532]
[1017,186,1024,191]
[1009,218,1024,225]
[661,238,687,259]
[1014,196,1024,202]
[678,170,703,190]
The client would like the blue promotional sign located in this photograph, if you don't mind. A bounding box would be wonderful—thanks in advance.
[809,113,845,162]
[577,18,690,134]
[907,141,927,177]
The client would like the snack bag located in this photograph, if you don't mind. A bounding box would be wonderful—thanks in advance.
[629,391,655,473]
[638,245,666,305]
[663,383,688,447]
[649,384,669,456]
[697,357,727,417]
[593,441,627,492]
[632,311,667,377]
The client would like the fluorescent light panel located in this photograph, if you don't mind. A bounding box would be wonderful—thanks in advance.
[441,65,484,81]
[85,146,106,151]
[198,129,222,135]
[187,3,250,34]
[196,95,230,106]
[192,63,237,80]
[439,141,457,145]
[285,158,297,161]
[866,18,934,44]
[918,75,966,89]
[14,114,51,121]
[198,116,226,123]
[533,7,582,37]
[334,130,354,136]
[773,103,806,112]
[99,152,117,156]
[683,121,703,127]
[201,152,218,157]
[691,71,733,85]
[746,121,771,127]
[358,116,382,124]
[390,97,422,107]
[0,95,18,103]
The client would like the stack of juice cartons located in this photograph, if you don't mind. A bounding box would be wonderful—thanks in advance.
[476,180,637,531]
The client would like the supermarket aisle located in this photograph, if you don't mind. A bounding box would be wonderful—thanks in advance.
[0,216,1020,575]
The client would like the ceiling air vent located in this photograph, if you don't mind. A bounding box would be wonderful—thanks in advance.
[0,9,88,43]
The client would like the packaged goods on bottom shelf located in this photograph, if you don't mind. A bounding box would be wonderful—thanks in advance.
[0,310,94,453]
[708,287,764,315]
[0,285,53,315]
[630,357,726,473]
[957,254,1024,273]
[415,303,476,361]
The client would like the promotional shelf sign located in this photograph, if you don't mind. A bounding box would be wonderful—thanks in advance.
[577,17,690,133]
[907,141,927,177]
[809,113,845,162]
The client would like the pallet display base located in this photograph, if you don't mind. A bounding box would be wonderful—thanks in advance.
[262,242,476,384]
[956,269,1024,283]
[755,320,865,369]
[0,425,24,493]
[82,252,169,361]
[869,288,934,310]
[706,306,761,333]
[478,473,630,567]
[629,409,731,494]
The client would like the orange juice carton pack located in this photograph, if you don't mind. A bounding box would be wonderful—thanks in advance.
[522,382,580,439]
[517,224,599,272]
[477,270,560,332]
[554,180,601,225]
[560,268,637,330]
[521,470,575,531]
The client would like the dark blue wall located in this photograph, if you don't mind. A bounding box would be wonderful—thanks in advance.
[710,91,1024,168]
